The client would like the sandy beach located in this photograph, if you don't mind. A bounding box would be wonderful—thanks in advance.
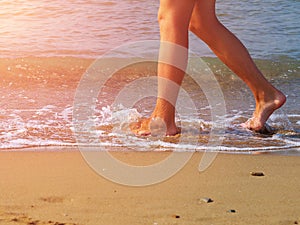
[0,149,299,225]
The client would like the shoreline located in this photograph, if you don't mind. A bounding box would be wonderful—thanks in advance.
[0,148,299,225]
[0,55,299,62]
[1,144,299,156]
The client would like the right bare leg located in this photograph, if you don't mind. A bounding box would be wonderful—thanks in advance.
[189,0,286,131]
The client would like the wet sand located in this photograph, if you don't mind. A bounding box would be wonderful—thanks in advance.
[0,148,299,225]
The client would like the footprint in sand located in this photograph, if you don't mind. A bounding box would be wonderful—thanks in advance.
[39,196,65,204]
[0,211,79,225]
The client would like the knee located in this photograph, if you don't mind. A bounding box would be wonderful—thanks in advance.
[189,19,207,42]
[188,1,220,35]
[157,6,190,31]
[189,16,211,35]
[157,6,165,23]
[157,8,173,35]
[157,7,170,32]
[189,16,221,41]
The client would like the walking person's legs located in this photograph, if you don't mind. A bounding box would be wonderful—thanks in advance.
[132,0,286,136]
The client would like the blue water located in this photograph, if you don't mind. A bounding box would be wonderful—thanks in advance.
[0,0,299,59]
[215,0,300,60]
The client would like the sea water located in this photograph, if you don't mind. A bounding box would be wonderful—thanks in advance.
[0,0,299,59]
[0,0,299,153]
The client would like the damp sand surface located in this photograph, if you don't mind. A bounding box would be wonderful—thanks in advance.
[0,149,299,225]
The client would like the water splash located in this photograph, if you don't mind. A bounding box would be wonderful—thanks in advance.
[1,103,299,153]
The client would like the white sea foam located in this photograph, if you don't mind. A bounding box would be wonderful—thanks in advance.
[1,103,299,154]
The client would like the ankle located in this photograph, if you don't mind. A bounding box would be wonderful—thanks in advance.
[255,87,285,105]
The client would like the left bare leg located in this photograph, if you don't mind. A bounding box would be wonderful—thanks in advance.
[131,0,196,136]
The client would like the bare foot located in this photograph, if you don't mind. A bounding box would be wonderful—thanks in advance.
[130,117,179,136]
[130,117,152,136]
[242,90,286,132]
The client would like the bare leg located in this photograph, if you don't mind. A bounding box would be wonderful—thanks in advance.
[131,0,196,136]
[189,0,286,131]
[132,0,286,136]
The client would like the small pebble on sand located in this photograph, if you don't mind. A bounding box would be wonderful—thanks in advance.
[250,171,265,176]
[199,197,214,203]
[227,209,236,213]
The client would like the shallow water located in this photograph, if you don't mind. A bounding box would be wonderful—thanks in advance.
[0,58,299,153]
